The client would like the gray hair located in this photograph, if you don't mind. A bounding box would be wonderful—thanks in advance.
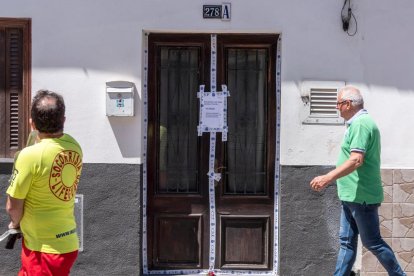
[339,86,364,107]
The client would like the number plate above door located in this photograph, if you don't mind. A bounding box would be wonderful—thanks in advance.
[203,5,222,18]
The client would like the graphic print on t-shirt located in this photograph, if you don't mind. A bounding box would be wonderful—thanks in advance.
[49,150,82,201]
[9,168,18,187]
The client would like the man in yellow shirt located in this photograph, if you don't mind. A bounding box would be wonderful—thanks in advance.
[6,90,83,276]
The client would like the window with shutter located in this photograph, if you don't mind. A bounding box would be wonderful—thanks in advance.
[0,18,31,159]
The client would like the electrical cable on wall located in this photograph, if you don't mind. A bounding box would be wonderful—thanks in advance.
[341,0,358,36]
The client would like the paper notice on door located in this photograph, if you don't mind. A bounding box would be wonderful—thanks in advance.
[201,94,225,129]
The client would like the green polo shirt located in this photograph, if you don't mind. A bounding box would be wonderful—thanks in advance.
[336,111,383,204]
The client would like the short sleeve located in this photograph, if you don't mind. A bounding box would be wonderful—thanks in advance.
[349,122,370,153]
[6,150,35,199]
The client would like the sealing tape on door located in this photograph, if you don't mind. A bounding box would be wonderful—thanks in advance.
[222,85,229,142]
[273,34,282,274]
[143,32,149,275]
[208,34,218,272]
[211,34,217,93]
[208,132,218,271]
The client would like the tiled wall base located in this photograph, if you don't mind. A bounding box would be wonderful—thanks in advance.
[361,169,414,276]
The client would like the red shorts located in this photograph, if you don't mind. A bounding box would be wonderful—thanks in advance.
[19,240,78,276]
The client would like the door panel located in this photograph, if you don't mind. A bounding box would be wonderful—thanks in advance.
[216,35,277,271]
[220,216,270,269]
[154,214,202,267]
[147,34,211,270]
[225,48,268,195]
[147,33,278,271]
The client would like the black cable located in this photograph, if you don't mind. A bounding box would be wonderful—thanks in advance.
[348,12,358,36]
[341,0,358,36]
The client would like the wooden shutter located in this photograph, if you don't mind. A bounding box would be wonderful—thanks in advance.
[6,28,23,157]
[0,19,31,158]
[0,27,6,156]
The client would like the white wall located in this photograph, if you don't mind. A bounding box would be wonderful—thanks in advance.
[2,0,414,167]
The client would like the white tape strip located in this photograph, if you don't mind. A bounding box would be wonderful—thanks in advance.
[211,34,217,93]
[273,34,282,274]
[207,34,218,271]
[142,32,149,275]
[222,85,229,142]
[198,85,206,136]
[215,270,276,275]
[208,132,217,271]
[147,269,206,275]
[147,270,276,275]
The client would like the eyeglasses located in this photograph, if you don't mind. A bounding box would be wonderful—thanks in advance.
[336,100,348,106]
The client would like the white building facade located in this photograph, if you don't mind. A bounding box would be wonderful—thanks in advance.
[1,1,413,275]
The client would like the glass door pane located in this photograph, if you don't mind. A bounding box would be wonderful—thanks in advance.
[158,47,200,193]
[225,49,268,195]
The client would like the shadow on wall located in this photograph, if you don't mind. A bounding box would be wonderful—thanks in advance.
[107,81,141,159]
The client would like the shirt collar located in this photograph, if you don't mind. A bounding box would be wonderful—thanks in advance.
[346,109,368,126]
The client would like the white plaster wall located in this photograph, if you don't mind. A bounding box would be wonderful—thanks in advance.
[1,0,414,166]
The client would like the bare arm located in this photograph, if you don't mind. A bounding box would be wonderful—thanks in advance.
[6,196,25,229]
[310,151,364,192]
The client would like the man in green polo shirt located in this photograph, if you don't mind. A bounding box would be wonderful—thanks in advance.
[310,86,405,276]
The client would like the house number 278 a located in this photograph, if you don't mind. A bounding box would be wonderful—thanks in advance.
[203,4,231,20]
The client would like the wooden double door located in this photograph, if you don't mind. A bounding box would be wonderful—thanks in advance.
[147,33,278,272]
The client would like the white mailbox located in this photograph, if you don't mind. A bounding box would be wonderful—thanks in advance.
[106,81,134,116]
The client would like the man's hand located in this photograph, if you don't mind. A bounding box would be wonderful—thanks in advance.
[310,152,364,193]
[310,175,332,192]
[8,221,19,230]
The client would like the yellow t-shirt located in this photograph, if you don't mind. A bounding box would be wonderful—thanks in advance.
[7,134,83,254]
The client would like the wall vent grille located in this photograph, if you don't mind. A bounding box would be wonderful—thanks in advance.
[310,88,338,117]
[301,80,345,125]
